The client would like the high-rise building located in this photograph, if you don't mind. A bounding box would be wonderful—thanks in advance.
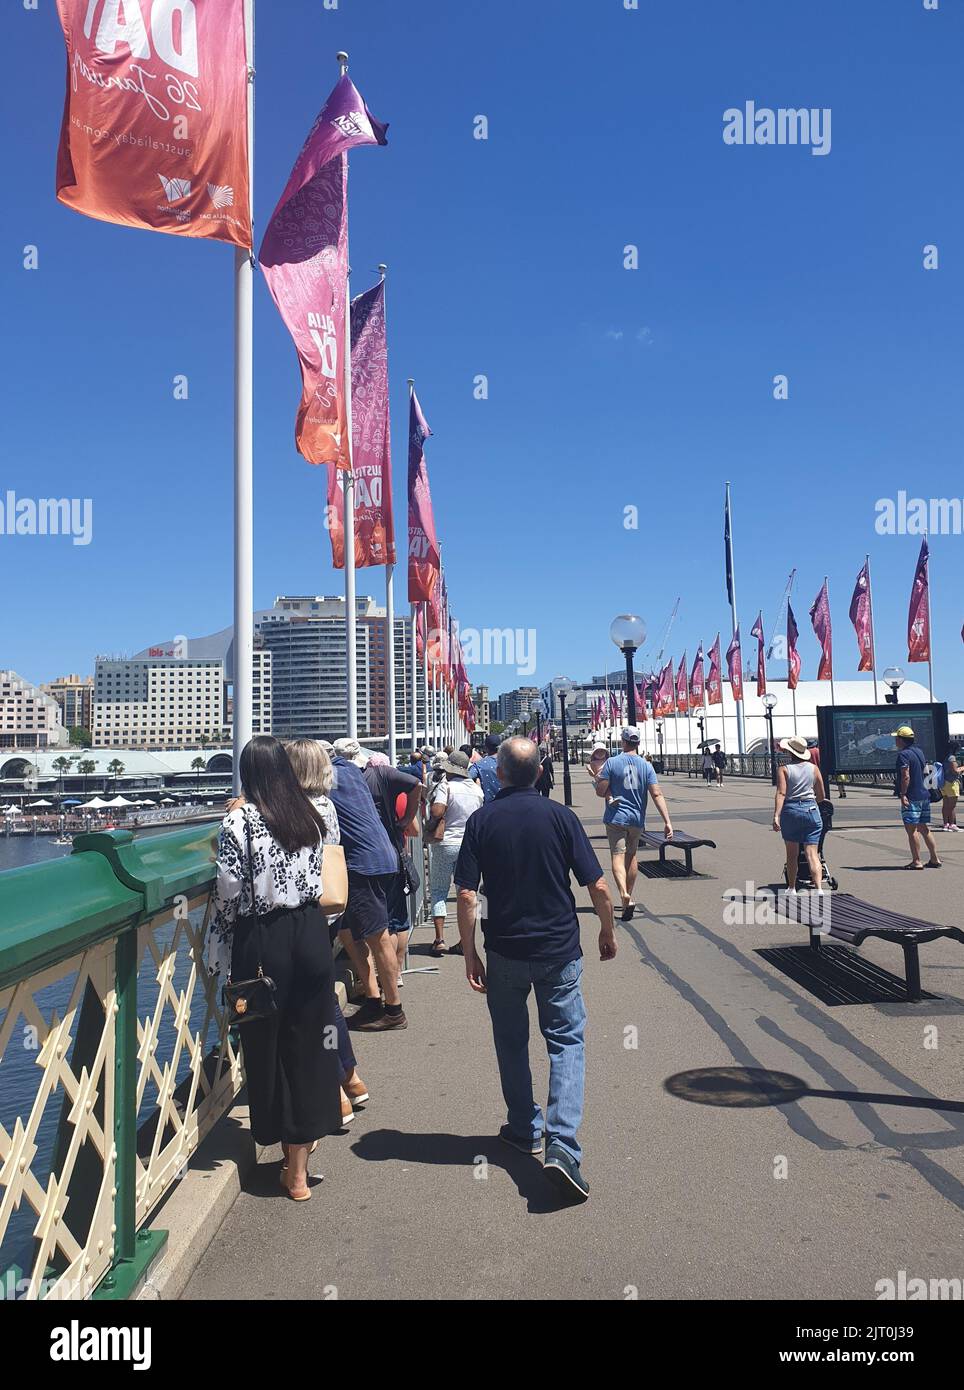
[43,673,94,732]
[495,686,541,726]
[472,685,490,735]
[0,671,68,750]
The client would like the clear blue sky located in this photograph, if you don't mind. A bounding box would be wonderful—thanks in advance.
[2,0,962,706]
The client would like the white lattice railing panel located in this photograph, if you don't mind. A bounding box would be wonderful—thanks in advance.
[0,942,117,1301]
[133,897,242,1226]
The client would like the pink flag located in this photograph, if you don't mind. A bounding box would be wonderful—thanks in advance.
[676,655,688,713]
[907,540,930,663]
[848,561,875,672]
[726,628,743,703]
[750,612,766,696]
[809,582,833,680]
[655,661,675,717]
[689,645,705,709]
[407,389,440,604]
[706,634,722,706]
[787,602,801,691]
[326,280,395,568]
[259,75,387,467]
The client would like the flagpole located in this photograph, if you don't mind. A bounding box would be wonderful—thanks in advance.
[825,575,836,706]
[375,265,397,762]
[232,0,255,793]
[410,604,418,753]
[337,51,359,741]
[865,553,879,705]
[924,534,934,701]
[725,482,746,753]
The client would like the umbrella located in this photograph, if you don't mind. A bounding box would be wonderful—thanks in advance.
[83,796,110,809]
[27,799,53,808]
[105,795,136,807]
[160,797,175,804]
[2,805,21,816]
[62,798,82,806]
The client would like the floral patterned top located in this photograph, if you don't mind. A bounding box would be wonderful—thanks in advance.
[207,800,339,982]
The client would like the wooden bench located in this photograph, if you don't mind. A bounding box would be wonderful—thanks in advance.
[638,828,717,877]
[780,891,964,1002]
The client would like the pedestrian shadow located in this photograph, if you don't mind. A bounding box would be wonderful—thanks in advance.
[348,1128,584,1214]
[664,1065,964,1115]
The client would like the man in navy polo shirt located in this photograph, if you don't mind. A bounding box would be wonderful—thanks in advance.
[454,737,616,1202]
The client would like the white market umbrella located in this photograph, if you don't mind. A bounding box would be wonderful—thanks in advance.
[27,799,53,808]
[105,795,136,807]
[83,796,110,809]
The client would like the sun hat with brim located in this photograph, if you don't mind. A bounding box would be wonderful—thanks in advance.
[779,736,811,761]
[440,751,470,778]
[891,726,915,739]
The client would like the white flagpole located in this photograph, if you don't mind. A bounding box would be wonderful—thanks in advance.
[925,534,934,701]
[865,553,880,705]
[725,481,746,754]
[379,264,396,763]
[825,575,836,706]
[338,52,358,740]
[233,0,255,794]
[409,604,418,753]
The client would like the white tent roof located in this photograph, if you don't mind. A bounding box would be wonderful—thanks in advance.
[27,799,53,807]
[105,795,136,807]
[83,796,110,808]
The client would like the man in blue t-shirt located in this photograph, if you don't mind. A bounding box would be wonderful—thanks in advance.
[592,727,674,921]
[893,726,941,870]
[469,732,502,802]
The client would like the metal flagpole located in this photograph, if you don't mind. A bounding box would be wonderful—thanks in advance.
[378,264,396,762]
[725,482,746,753]
[865,553,879,705]
[338,52,358,740]
[825,574,836,706]
[233,0,255,794]
[924,534,934,701]
[422,602,430,747]
[410,605,418,753]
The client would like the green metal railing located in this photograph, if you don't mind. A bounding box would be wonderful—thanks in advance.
[0,824,241,1301]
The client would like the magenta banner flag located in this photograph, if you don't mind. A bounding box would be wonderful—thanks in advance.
[907,539,931,663]
[809,581,833,680]
[675,654,688,713]
[326,280,395,568]
[655,661,675,717]
[750,612,766,696]
[260,74,387,468]
[848,561,875,673]
[787,603,801,690]
[689,645,705,709]
[726,628,743,703]
[706,634,722,705]
[407,389,440,604]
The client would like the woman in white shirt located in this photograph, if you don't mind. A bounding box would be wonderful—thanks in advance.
[209,735,340,1201]
[427,750,483,955]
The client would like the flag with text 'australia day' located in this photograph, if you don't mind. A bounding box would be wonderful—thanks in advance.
[706,635,722,705]
[676,655,688,713]
[260,75,387,467]
[809,581,833,680]
[907,539,930,663]
[55,0,252,248]
[407,389,440,604]
[326,280,396,568]
[750,612,766,696]
[726,628,743,703]
[689,645,705,709]
[787,602,801,690]
[848,561,874,673]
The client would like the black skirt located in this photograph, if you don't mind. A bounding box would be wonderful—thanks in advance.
[231,902,341,1147]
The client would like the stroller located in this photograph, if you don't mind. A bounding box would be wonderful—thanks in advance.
[782,798,838,891]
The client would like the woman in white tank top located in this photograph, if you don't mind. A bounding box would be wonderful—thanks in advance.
[773,736,826,890]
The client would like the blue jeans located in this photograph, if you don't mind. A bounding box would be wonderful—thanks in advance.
[484,950,586,1163]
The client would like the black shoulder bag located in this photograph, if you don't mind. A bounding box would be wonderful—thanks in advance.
[222,809,278,1026]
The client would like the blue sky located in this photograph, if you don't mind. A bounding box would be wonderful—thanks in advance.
[1,0,962,708]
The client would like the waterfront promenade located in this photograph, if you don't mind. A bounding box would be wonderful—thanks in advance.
[182,772,964,1302]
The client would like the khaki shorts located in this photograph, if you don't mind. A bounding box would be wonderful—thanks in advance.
[606,824,641,856]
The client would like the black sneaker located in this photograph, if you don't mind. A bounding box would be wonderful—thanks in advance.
[544,1144,589,1202]
[346,998,384,1029]
[499,1124,542,1156]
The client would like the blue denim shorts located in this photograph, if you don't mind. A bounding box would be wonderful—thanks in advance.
[781,801,822,845]
[901,798,932,827]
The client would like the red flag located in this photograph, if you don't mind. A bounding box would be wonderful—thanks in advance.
[907,539,930,663]
[750,612,766,696]
[676,655,688,713]
[706,635,722,706]
[260,75,387,467]
[689,645,705,709]
[55,0,252,248]
[787,602,801,690]
[848,562,875,672]
[726,628,743,703]
[326,280,395,568]
[809,581,833,680]
[407,389,440,603]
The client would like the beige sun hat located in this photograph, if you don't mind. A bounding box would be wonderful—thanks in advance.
[779,736,811,761]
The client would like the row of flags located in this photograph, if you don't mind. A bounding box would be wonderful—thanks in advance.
[590,540,933,728]
[53,2,476,735]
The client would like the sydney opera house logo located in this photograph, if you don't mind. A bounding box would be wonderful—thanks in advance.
[158,174,191,203]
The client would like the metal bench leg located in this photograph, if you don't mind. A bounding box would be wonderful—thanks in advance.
[902,943,922,1002]
[684,848,693,876]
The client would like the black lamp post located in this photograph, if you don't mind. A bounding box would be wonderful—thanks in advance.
[554,677,574,805]
[656,720,664,767]
[762,692,778,786]
[610,614,647,728]
[531,698,544,746]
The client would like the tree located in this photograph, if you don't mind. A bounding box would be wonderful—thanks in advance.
[490,721,506,734]
[53,756,72,797]
[77,759,96,797]
[191,756,206,795]
[107,759,125,794]
[69,726,92,747]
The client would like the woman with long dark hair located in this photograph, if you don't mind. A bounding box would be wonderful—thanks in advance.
[208,736,341,1200]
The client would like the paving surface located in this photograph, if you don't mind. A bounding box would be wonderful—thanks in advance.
[183,772,964,1301]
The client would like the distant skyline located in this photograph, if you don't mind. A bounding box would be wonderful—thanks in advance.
[2,1,962,713]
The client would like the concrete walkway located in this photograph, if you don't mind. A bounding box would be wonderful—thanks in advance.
[183,771,964,1301]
